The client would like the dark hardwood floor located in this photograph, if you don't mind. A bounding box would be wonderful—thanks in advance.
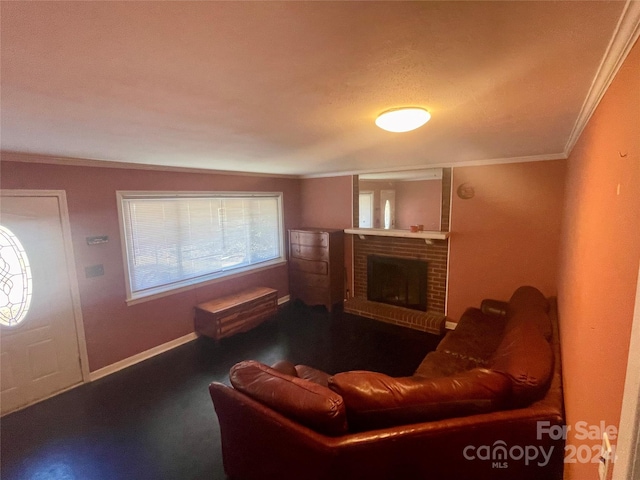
[1,302,441,480]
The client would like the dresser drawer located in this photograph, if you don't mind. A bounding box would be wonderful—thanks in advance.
[290,243,329,262]
[290,271,330,289]
[290,230,328,247]
[288,228,344,312]
[289,257,328,275]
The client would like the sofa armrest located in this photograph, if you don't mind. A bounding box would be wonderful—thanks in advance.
[230,360,348,435]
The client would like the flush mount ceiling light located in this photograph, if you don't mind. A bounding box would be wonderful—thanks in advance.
[375,107,431,133]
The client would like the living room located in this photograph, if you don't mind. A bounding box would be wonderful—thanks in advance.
[1,2,639,479]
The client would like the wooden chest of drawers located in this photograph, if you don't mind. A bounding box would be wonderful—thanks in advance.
[288,228,344,312]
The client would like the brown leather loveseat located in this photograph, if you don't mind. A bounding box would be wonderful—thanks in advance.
[209,286,565,479]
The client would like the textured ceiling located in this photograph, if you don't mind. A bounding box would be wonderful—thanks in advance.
[0,1,629,176]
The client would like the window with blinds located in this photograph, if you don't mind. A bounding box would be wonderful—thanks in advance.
[117,191,284,303]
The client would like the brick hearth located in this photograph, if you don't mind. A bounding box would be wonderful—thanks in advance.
[344,297,445,335]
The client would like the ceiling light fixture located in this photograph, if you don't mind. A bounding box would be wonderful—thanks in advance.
[375,107,431,133]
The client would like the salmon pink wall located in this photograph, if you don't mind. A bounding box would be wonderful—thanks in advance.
[557,39,640,480]
[299,176,353,230]
[395,179,441,231]
[447,159,566,321]
[1,155,301,372]
[299,176,353,299]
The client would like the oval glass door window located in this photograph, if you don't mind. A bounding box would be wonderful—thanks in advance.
[384,200,391,229]
[0,225,33,327]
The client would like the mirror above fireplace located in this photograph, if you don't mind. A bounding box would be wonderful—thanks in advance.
[356,167,451,233]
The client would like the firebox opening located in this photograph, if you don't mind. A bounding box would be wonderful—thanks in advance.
[367,255,428,311]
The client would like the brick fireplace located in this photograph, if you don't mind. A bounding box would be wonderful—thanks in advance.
[344,234,447,334]
[367,255,428,311]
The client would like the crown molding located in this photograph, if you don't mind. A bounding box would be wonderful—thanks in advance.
[0,151,299,179]
[564,0,640,157]
[442,153,567,170]
[300,153,567,179]
[3,149,568,182]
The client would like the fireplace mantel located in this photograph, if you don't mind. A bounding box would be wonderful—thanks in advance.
[344,228,449,244]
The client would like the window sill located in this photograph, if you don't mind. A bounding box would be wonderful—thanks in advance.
[125,259,286,306]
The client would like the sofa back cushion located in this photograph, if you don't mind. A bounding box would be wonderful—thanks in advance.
[328,368,511,431]
[230,360,348,436]
[428,307,508,372]
[507,286,552,339]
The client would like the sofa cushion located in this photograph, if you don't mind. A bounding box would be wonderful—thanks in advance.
[295,364,332,387]
[270,360,299,377]
[414,350,484,378]
[328,368,511,431]
[269,361,332,387]
[488,318,554,407]
[432,307,508,367]
[230,360,348,435]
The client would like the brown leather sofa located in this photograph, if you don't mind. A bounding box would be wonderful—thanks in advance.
[209,286,565,480]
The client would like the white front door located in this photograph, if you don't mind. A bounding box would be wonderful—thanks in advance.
[1,192,86,415]
[359,192,374,228]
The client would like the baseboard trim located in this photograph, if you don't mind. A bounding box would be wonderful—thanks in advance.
[89,294,291,382]
[1,381,84,417]
[89,332,199,382]
[445,320,458,330]
[278,294,291,305]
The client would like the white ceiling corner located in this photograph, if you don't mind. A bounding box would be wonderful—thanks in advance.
[563,0,640,158]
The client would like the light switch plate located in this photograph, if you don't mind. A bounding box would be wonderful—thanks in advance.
[598,432,612,480]
[85,264,105,278]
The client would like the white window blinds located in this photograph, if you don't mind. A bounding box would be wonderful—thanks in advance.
[118,192,284,302]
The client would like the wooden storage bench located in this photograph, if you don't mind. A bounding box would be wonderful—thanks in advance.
[194,287,278,341]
